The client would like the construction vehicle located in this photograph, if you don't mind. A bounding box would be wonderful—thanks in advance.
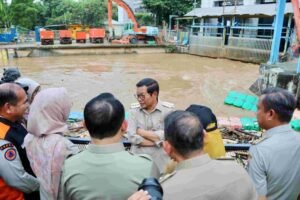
[59,30,72,44]
[107,0,160,44]
[40,30,54,45]
[76,31,87,43]
[68,24,90,39]
[89,28,105,43]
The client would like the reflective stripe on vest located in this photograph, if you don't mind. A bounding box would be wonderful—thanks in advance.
[0,122,9,139]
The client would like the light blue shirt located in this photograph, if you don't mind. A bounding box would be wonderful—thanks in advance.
[247,124,300,200]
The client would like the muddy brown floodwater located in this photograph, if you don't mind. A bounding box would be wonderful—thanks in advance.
[7,53,259,118]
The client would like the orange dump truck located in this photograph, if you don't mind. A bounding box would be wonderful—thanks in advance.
[76,31,86,43]
[59,30,72,44]
[40,30,54,45]
[89,28,105,43]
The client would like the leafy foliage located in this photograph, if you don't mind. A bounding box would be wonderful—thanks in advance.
[142,0,194,25]
[135,13,155,26]
[0,0,108,29]
[10,0,39,29]
[0,0,12,28]
[0,0,193,29]
[42,0,107,27]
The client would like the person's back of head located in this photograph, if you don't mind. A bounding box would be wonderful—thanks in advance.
[96,92,114,99]
[260,87,296,124]
[164,110,204,158]
[84,93,125,139]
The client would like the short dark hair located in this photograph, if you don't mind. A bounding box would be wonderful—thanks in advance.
[164,111,204,157]
[261,87,296,123]
[84,93,125,139]
[136,78,159,96]
[96,92,114,99]
[0,83,21,107]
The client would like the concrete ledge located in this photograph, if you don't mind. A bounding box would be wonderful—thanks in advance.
[26,47,166,57]
[1,44,167,58]
[250,62,300,106]
[0,43,166,50]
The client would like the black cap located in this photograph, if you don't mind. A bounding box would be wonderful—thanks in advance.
[186,104,218,132]
[1,67,21,83]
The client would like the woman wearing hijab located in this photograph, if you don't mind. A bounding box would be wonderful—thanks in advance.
[24,88,79,200]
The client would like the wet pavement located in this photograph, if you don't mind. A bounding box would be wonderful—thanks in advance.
[7,53,259,117]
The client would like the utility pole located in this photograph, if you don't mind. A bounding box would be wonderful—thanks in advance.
[268,0,286,65]
[193,0,197,25]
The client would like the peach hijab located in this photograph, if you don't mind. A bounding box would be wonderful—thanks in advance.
[24,88,79,200]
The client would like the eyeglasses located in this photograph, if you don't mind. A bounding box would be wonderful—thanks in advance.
[134,93,148,100]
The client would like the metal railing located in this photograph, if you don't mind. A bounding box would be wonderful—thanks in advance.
[187,24,291,63]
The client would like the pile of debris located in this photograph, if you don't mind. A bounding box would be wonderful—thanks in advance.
[65,121,89,138]
[221,127,262,144]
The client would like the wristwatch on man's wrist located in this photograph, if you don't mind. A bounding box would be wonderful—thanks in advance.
[155,141,163,147]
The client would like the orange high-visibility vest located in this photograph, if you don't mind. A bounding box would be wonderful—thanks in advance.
[0,178,24,200]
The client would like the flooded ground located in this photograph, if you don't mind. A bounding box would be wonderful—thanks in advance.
[7,53,259,117]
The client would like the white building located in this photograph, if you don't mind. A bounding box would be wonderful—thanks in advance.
[182,0,295,63]
[186,0,293,27]
[201,0,280,8]
[118,0,144,24]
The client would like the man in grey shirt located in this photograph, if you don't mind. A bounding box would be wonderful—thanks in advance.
[160,110,257,200]
[128,78,174,174]
[247,87,300,200]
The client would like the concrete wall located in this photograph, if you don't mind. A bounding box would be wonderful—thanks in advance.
[244,0,257,5]
[188,35,272,63]
[201,0,214,8]
[189,35,223,57]
[8,46,166,58]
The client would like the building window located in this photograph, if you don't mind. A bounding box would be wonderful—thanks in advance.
[256,0,287,4]
[214,0,243,7]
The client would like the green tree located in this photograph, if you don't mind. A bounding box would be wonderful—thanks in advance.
[10,0,39,29]
[142,0,194,25]
[34,2,47,27]
[41,0,61,22]
[41,0,107,27]
[0,0,11,28]
[135,13,155,26]
[45,0,75,25]
[77,0,106,27]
